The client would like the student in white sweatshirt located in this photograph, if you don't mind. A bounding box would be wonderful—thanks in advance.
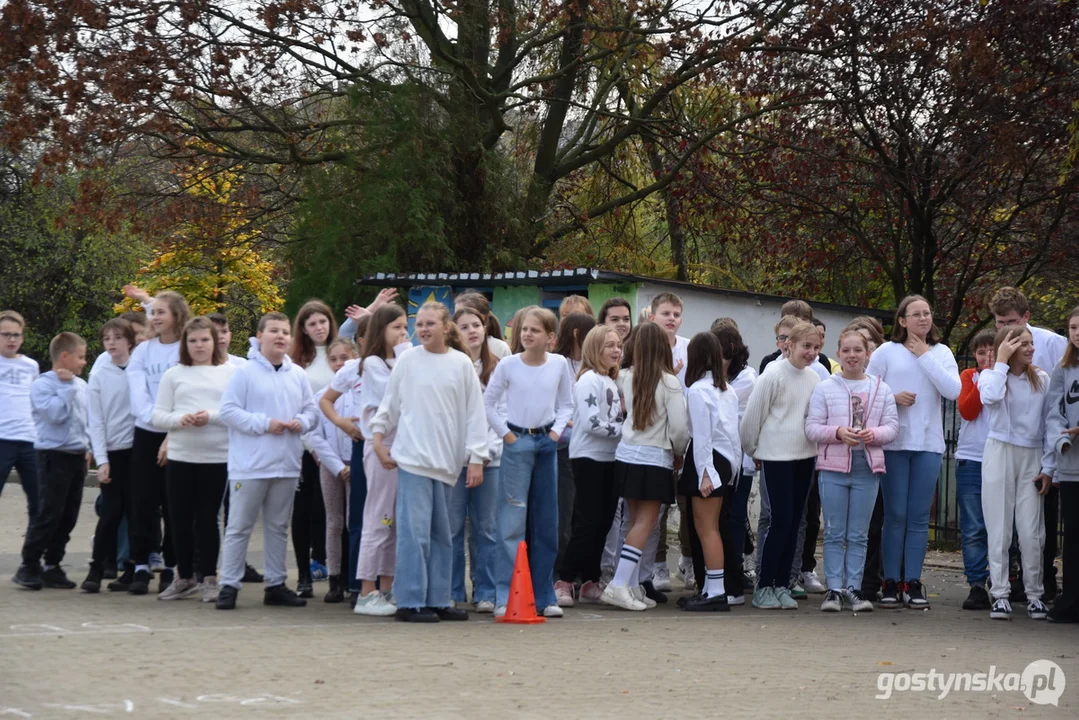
[288,299,339,596]
[352,304,410,617]
[151,318,236,603]
[562,325,624,604]
[979,327,1054,621]
[0,309,40,521]
[306,337,358,604]
[215,312,320,610]
[126,290,191,597]
[866,295,961,609]
[484,306,574,619]
[369,302,488,623]
[740,321,821,610]
[1046,306,1079,624]
[82,318,137,594]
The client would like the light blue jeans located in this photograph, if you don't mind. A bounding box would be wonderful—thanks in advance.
[496,434,558,610]
[955,459,989,586]
[881,450,943,582]
[449,465,500,604]
[819,451,880,592]
[393,468,453,610]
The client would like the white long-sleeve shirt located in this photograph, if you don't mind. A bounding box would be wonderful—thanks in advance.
[152,363,235,464]
[1030,325,1067,374]
[687,373,742,490]
[127,338,180,432]
[220,352,319,480]
[978,362,1055,475]
[304,345,335,393]
[358,356,394,441]
[88,358,135,465]
[739,358,818,461]
[0,354,39,443]
[370,346,488,486]
[729,365,758,475]
[307,385,355,478]
[483,353,574,438]
[866,341,961,454]
[569,370,623,462]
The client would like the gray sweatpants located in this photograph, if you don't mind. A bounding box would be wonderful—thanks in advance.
[219,476,299,589]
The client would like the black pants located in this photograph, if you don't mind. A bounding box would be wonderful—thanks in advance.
[22,450,85,566]
[862,488,885,595]
[91,449,132,570]
[0,439,39,520]
[292,451,327,575]
[129,428,173,567]
[553,446,576,577]
[167,460,227,579]
[801,475,821,572]
[1053,484,1079,614]
[560,458,619,583]
[758,458,815,588]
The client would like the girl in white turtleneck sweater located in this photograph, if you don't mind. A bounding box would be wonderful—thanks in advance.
[288,300,339,597]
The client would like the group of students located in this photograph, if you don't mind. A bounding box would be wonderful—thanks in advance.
[2,283,1078,623]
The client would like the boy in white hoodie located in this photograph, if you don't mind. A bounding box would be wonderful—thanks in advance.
[216,312,320,610]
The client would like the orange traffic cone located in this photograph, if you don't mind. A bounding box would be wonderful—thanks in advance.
[496,541,546,624]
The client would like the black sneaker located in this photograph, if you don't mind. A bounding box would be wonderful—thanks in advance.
[684,593,730,612]
[395,607,440,623]
[1047,605,1079,624]
[962,585,990,611]
[324,575,344,604]
[242,564,264,583]
[81,565,103,594]
[641,580,668,604]
[157,568,174,595]
[990,597,1012,620]
[108,567,134,592]
[879,579,900,607]
[102,560,118,580]
[349,591,359,609]
[904,579,930,608]
[847,589,874,612]
[216,584,239,610]
[264,584,307,607]
[128,569,152,595]
[296,573,314,599]
[12,563,43,590]
[41,566,77,589]
[430,606,469,621]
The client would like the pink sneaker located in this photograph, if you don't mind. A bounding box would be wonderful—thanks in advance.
[554,580,576,607]
[578,581,603,604]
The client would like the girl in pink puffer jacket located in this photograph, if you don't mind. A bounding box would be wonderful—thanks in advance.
[805,329,899,612]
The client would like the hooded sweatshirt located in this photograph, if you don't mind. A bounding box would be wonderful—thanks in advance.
[1046,364,1079,481]
[219,347,319,480]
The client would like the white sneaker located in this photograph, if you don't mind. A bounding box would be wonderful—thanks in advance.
[148,553,165,573]
[200,577,220,603]
[353,590,397,617]
[474,600,495,613]
[494,605,507,618]
[542,605,564,618]
[554,580,575,607]
[677,555,696,591]
[652,563,672,592]
[800,571,826,594]
[726,594,746,606]
[632,585,657,609]
[600,584,647,611]
[158,577,199,601]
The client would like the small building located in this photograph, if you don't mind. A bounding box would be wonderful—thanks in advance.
[358,268,891,368]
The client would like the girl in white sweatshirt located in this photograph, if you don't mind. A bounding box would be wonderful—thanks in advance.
[562,325,624,604]
[369,302,488,623]
[866,295,961,609]
[602,322,689,612]
[353,304,410,617]
[289,299,339,596]
[126,290,191,596]
[979,326,1054,621]
[484,306,574,618]
[82,318,137,593]
[152,317,236,603]
[739,321,821,610]
[306,337,357,604]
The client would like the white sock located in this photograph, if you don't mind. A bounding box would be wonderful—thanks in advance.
[43,564,56,572]
[613,545,643,587]
[704,568,725,598]
[135,564,149,574]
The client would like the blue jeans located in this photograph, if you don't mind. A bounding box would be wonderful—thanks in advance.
[819,452,880,592]
[348,440,367,593]
[955,459,989,586]
[496,434,558,609]
[881,450,942,582]
[393,468,453,610]
[0,439,39,520]
[449,465,500,604]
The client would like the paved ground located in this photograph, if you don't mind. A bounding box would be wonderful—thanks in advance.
[0,484,1076,718]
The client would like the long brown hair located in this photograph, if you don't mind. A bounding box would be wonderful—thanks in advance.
[620,323,642,369]
[685,332,726,390]
[507,306,535,355]
[418,302,468,354]
[289,299,337,367]
[554,312,596,360]
[455,292,504,341]
[179,317,225,366]
[1063,306,1079,369]
[994,327,1043,392]
[454,306,498,385]
[153,291,192,340]
[579,325,621,381]
[891,295,941,345]
[630,322,675,431]
[361,304,407,373]
[710,324,748,382]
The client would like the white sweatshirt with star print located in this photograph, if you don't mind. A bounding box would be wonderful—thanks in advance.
[569,370,624,462]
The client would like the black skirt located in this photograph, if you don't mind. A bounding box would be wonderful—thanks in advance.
[616,460,675,504]
[679,442,733,498]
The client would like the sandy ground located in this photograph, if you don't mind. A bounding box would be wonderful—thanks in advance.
[0,482,1076,718]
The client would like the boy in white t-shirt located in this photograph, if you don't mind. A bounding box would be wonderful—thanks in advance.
[0,310,41,520]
